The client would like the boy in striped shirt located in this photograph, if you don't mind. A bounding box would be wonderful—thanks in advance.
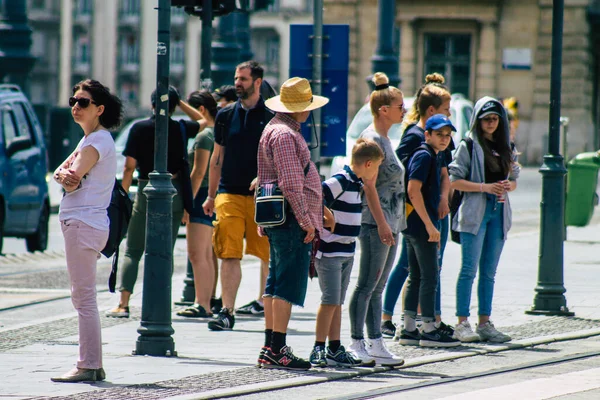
[310,138,384,367]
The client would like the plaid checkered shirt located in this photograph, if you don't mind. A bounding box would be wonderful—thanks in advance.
[257,113,323,232]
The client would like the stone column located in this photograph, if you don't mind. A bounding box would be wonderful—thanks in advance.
[59,0,73,105]
[398,19,417,95]
[92,0,118,91]
[474,21,498,100]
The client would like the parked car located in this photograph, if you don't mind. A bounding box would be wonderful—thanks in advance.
[323,94,474,178]
[114,115,193,199]
[0,85,50,253]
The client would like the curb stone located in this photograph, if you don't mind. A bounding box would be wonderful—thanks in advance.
[166,327,600,400]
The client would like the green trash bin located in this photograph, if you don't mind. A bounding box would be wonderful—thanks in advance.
[565,151,600,227]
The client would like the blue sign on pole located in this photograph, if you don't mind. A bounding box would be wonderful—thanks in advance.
[290,24,349,158]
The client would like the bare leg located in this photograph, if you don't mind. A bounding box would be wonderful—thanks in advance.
[220,258,242,310]
[212,251,219,298]
[187,223,214,311]
[259,260,269,301]
[272,298,292,333]
[315,304,337,343]
[119,291,131,308]
[264,296,273,331]
[328,305,342,342]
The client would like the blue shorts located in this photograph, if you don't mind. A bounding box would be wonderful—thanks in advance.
[264,216,311,307]
[189,186,216,226]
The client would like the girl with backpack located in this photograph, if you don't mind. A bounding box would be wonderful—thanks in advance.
[449,96,520,343]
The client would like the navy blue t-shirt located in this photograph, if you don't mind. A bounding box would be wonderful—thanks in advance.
[396,124,455,168]
[214,98,274,195]
[403,144,442,236]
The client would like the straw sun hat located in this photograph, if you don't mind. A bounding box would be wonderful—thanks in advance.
[265,77,329,113]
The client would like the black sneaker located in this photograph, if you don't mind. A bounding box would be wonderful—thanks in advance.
[397,328,421,346]
[438,321,455,338]
[236,300,264,316]
[210,297,223,315]
[207,308,235,331]
[309,345,327,367]
[326,345,368,367]
[381,320,396,337]
[263,346,311,370]
[420,327,461,348]
[257,346,269,367]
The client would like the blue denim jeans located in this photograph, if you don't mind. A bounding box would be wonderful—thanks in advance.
[264,216,311,307]
[456,196,505,317]
[382,216,448,316]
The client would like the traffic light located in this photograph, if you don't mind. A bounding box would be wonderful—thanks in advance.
[171,0,237,17]
[253,0,274,11]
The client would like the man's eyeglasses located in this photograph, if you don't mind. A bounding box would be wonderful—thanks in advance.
[482,116,499,123]
[69,96,96,108]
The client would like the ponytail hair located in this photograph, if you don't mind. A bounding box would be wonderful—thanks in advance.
[369,72,403,118]
[73,79,123,130]
[403,73,451,128]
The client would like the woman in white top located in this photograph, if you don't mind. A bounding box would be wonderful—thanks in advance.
[51,79,123,383]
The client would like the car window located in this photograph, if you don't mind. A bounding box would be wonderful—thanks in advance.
[1,108,19,146]
[12,103,35,143]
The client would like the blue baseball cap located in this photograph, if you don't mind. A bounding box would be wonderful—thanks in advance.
[425,114,457,132]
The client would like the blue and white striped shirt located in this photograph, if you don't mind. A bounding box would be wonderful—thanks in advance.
[317,166,363,258]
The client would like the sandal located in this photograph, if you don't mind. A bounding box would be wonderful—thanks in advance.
[177,304,212,318]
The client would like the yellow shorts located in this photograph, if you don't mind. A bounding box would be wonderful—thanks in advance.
[212,193,270,263]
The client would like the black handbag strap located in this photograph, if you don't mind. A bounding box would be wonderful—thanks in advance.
[108,178,120,293]
[179,120,188,161]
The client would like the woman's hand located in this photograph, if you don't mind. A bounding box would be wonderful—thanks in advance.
[377,223,395,246]
[483,182,505,196]
[56,168,82,189]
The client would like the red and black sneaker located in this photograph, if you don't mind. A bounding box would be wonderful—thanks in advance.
[262,346,311,371]
[257,346,269,367]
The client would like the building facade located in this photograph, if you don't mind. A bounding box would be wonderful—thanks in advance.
[323,0,600,163]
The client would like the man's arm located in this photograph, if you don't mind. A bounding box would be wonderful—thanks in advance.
[407,179,440,242]
[122,156,136,193]
[202,143,224,217]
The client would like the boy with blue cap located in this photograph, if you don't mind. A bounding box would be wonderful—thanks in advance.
[397,114,461,348]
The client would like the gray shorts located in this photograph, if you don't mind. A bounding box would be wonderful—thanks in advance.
[315,255,355,305]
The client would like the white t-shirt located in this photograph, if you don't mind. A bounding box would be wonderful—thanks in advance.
[59,129,117,231]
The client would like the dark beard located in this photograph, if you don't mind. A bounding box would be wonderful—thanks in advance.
[238,83,255,100]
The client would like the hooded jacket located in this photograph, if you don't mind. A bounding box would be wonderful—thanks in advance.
[448,96,520,239]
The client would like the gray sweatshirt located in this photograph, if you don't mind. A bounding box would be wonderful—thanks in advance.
[448,96,520,240]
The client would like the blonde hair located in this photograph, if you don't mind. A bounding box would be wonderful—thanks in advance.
[404,73,451,127]
[351,138,384,165]
[369,72,403,117]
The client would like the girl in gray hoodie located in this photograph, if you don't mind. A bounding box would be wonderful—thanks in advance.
[448,96,520,343]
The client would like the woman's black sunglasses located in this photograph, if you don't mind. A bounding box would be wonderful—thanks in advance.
[69,96,96,108]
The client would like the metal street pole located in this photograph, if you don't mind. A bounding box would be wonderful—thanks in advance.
[370,0,399,88]
[526,0,573,317]
[311,0,323,169]
[134,0,178,356]
[211,13,241,88]
[176,0,215,306]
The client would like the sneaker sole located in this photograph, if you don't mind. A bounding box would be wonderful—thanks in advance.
[261,364,311,371]
[399,338,420,346]
[456,336,480,343]
[419,340,462,348]
[371,356,405,367]
[326,358,368,368]
[310,361,327,368]
[207,324,233,331]
[479,337,511,343]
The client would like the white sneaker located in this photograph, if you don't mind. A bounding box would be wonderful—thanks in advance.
[366,338,397,359]
[476,321,511,343]
[348,339,375,363]
[454,320,480,343]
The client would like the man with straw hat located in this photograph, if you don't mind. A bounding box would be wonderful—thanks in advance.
[257,77,329,370]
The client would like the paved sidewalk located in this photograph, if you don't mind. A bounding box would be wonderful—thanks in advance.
[0,215,598,400]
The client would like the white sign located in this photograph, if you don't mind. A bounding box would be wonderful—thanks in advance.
[502,48,532,70]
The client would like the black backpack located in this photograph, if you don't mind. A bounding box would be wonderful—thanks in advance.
[102,179,133,292]
[449,138,474,244]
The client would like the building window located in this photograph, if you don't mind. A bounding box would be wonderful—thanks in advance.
[120,35,139,66]
[423,33,471,97]
[170,39,185,67]
[120,82,138,104]
[252,28,280,82]
[31,0,46,10]
[74,0,92,16]
[74,37,91,66]
[120,0,140,17]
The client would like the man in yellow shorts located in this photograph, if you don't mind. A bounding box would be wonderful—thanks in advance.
[203,61,273,330]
